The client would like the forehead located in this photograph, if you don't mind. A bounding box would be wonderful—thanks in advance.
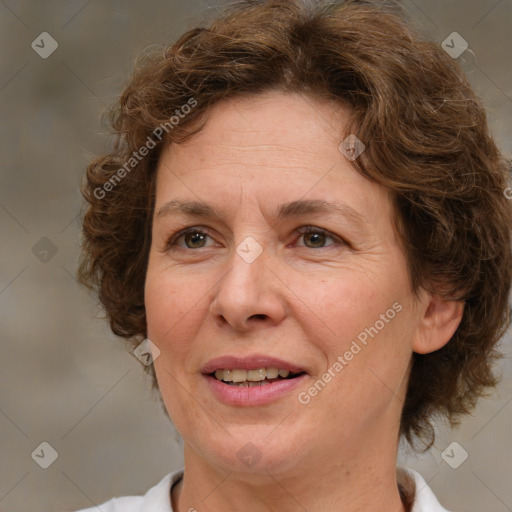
[160,91,350,171]
[153,91,394,231]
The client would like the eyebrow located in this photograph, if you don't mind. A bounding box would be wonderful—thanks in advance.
[156,199,367,227]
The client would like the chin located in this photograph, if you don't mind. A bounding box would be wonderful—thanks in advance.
[187,426,308,477]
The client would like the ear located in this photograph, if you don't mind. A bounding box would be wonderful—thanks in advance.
[412,292,465,354]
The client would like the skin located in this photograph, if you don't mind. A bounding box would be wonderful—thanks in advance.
[144,91,464,512]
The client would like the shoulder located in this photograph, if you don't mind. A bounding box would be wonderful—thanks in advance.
[398,466,452,512]
[73,469,184,512]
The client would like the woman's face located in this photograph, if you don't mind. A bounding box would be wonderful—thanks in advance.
[145,91,426,475]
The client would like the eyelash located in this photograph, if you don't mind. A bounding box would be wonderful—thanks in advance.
[163,226,346,251]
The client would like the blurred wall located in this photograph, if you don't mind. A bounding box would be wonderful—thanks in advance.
[1,1,511,511]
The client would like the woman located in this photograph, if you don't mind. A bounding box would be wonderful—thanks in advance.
[77,0,512,510]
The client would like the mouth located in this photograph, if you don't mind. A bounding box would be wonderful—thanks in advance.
[210,367,306,387]
[201,354,308,405]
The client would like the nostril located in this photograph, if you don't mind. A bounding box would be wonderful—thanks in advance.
[250,314,267,320]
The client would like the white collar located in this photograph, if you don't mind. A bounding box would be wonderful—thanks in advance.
[92,466,451,511]
[400,467,451,512]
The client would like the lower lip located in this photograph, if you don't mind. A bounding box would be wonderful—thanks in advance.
[204,374,307,406]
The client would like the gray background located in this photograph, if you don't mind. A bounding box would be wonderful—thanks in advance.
[1,1,511,511]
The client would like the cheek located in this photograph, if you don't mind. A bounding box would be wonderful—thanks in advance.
[144,266,206,354]
[346,304,413,391]
[310,275,395,352]
[313,275,412,394]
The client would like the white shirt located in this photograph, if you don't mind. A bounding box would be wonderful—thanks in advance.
[74,467,450,512]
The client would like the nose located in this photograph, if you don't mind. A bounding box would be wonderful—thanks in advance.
[209,243,287,332]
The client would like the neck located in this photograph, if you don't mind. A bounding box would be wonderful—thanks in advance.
[172,437,406,512]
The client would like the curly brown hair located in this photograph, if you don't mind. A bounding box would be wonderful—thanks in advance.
[78,0,512,449]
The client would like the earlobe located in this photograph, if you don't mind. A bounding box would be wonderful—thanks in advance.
[412,293,465,355]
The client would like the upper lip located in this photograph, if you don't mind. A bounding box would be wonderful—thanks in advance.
[201,354,307,374]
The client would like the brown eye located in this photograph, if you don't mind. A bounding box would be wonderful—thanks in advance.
[182,231,208,248]
[166,228,214,250]
[296,227,341,249]
[302,231,328,248]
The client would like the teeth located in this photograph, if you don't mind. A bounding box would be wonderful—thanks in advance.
[247,369,265,381]
[266,367,279,379]
[228,380,272,387]
[213,367,296,382]
[231,369,247,383]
